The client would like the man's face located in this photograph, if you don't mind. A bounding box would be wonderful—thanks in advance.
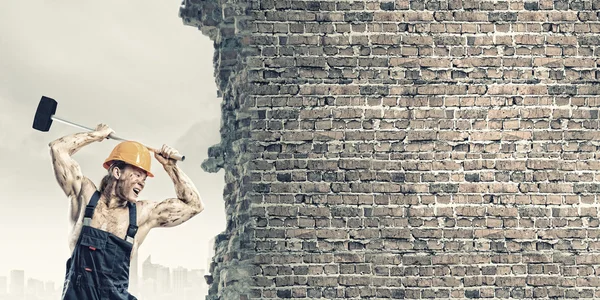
[114,165,147,203]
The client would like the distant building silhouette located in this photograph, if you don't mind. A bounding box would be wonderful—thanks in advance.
[130,252,139,295]
[172,266,187,299]
[25,278,43,299]
[140,255,159,299]
[9,270,24,299]
[44,282,57,299]
[156,264,170,296]
[0,276,7,296]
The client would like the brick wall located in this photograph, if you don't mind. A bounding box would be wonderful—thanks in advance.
[180,0,600,298]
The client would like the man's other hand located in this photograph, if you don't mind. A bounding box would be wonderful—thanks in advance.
[94,123,115,141]
[155,144,179,166]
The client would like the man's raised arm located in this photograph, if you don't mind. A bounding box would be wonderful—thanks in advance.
[49,124,114,219]
[147,145,204,228]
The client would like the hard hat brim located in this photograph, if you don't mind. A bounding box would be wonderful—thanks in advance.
[103,160,154,177]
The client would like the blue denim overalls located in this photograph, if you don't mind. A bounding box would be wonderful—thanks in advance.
[61,190,138,299]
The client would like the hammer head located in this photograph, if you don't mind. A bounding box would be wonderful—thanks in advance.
[33,96,57,132]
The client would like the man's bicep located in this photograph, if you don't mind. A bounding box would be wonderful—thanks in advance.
[147,198,202,228]
[50,147,85,198]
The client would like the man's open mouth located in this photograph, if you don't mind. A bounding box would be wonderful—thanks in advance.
[133,188,140,196]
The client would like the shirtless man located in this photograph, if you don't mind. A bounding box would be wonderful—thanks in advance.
[49,123,204,300]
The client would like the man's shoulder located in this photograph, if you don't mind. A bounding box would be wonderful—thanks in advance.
[77,178,99,202]
[134,199,159,212]
[132,200,161,227]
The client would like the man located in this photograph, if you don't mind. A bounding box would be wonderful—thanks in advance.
[49,123,204,300]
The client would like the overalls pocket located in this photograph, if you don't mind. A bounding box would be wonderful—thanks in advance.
[79,233,116,275]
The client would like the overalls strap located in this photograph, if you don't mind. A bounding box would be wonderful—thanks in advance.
[125,202,138,244]
[83,191,101,226]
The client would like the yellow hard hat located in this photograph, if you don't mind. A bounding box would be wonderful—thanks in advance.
[103,141,154,177]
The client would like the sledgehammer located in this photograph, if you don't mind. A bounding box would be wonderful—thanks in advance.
[32,96,185,161]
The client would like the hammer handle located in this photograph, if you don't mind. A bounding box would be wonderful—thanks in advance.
[107,135,185,162]
[145,146,186,162]
[108,134,185,162]
[50,115,185,161]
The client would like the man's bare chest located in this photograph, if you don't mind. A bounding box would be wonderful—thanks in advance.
[80,200,135,238]
[69,204,147,258]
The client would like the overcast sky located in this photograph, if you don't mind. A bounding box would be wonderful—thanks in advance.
[0,0,226,286]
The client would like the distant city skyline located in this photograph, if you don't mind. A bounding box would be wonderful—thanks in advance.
[0,269,60,300]
[0,237,216,299]
[0,253,210,300]
[138,255,208,300]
